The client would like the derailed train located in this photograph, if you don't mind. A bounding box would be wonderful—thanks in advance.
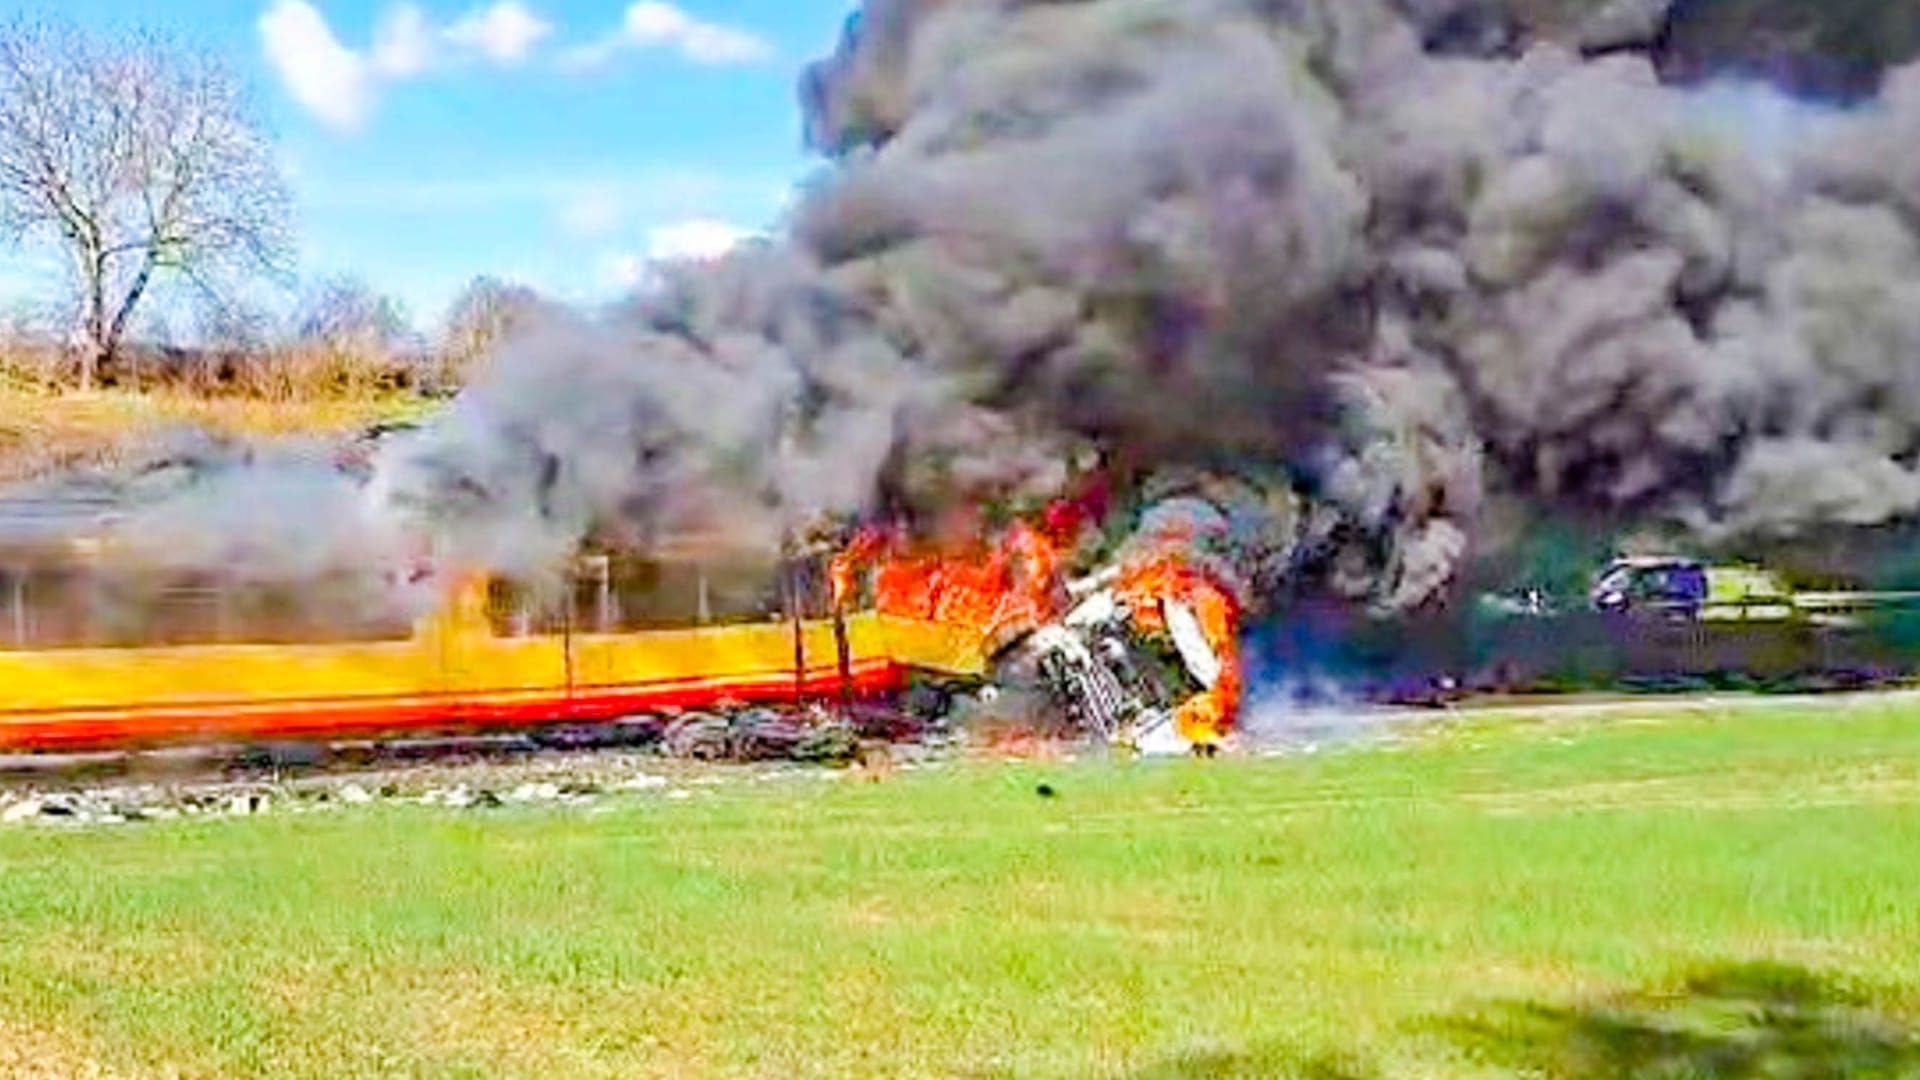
[5,484,1920,756]
[0,523,991,751]
[0,477,1249,755]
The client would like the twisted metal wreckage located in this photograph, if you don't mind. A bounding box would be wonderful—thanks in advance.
[829,496,1242,755]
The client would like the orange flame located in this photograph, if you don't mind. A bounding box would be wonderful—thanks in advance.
[1112,504,1243,748]
[1116,557,1240,748]
[833,494,1245,747]
[831,519,1061,650]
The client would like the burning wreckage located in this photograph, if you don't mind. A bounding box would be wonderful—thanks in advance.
[17,0,1920,752]
[826,490,1248,754]
[0,460,1256,756]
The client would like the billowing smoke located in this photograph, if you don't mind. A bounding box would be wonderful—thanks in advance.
[87,0,1920,631]
[27,439,432,638]
[116,453,424,623]
[381,0,1487,620]
[375,244,1079,583]
[786,0,1920,591]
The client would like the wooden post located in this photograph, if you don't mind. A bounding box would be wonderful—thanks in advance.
[562,570,576,721]
[215,576,234,643]
[7,568,23,647]
[833,599,853,715]
[591,555,612,633]
[788,557,807,709]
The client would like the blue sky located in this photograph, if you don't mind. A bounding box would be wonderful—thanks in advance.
[2,0,854,330]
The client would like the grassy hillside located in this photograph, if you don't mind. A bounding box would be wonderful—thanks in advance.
[2,702,1919,1077]
[0,385,440,484]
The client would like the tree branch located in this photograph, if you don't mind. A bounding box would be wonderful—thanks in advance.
[0,19,290,385]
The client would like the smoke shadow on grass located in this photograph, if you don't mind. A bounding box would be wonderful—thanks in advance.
[1436,961,1920,1078]
[1117,962,1919,1079]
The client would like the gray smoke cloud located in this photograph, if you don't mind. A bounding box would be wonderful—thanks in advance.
[369,0,1920,620]
[1335,24,1920,549]
[90,0,1920,628]
[46,441,431,638]
[375,241,1079,585]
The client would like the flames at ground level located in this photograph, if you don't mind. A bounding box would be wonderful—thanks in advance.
[828,496,1243,749]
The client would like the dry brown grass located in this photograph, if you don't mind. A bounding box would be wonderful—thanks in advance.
[0,382,440,485]
[0,1019,120,1079]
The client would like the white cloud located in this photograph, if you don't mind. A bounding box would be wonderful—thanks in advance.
[259,0,375,132]
[566,2,771,71]
[622,2,693,42]
[261,1,560,131]
[629,2,770,64]
[599,218,757,293]
[646,218,756,261]
[370,3,436,78]
[446,1,554,65]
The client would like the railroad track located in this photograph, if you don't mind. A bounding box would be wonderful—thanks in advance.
[3,682,1914,789]
[0,703,927,789]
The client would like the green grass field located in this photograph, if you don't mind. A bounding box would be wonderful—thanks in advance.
[4,703,1920,1078]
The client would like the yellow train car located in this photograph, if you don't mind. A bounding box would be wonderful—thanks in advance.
[0,547,988,752]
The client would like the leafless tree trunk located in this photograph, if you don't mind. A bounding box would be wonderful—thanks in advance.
[0,20,290,390]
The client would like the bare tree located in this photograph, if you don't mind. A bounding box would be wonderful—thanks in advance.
[180,292,279,395]
[299,276,407,349]
[0,20,291,390]
[284,275,411,398]
[437,275,549,392]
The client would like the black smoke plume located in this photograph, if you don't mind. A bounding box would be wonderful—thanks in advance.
[101,0,1920,626]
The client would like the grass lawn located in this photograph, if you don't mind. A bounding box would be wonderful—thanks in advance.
[3,703,1920,1077]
